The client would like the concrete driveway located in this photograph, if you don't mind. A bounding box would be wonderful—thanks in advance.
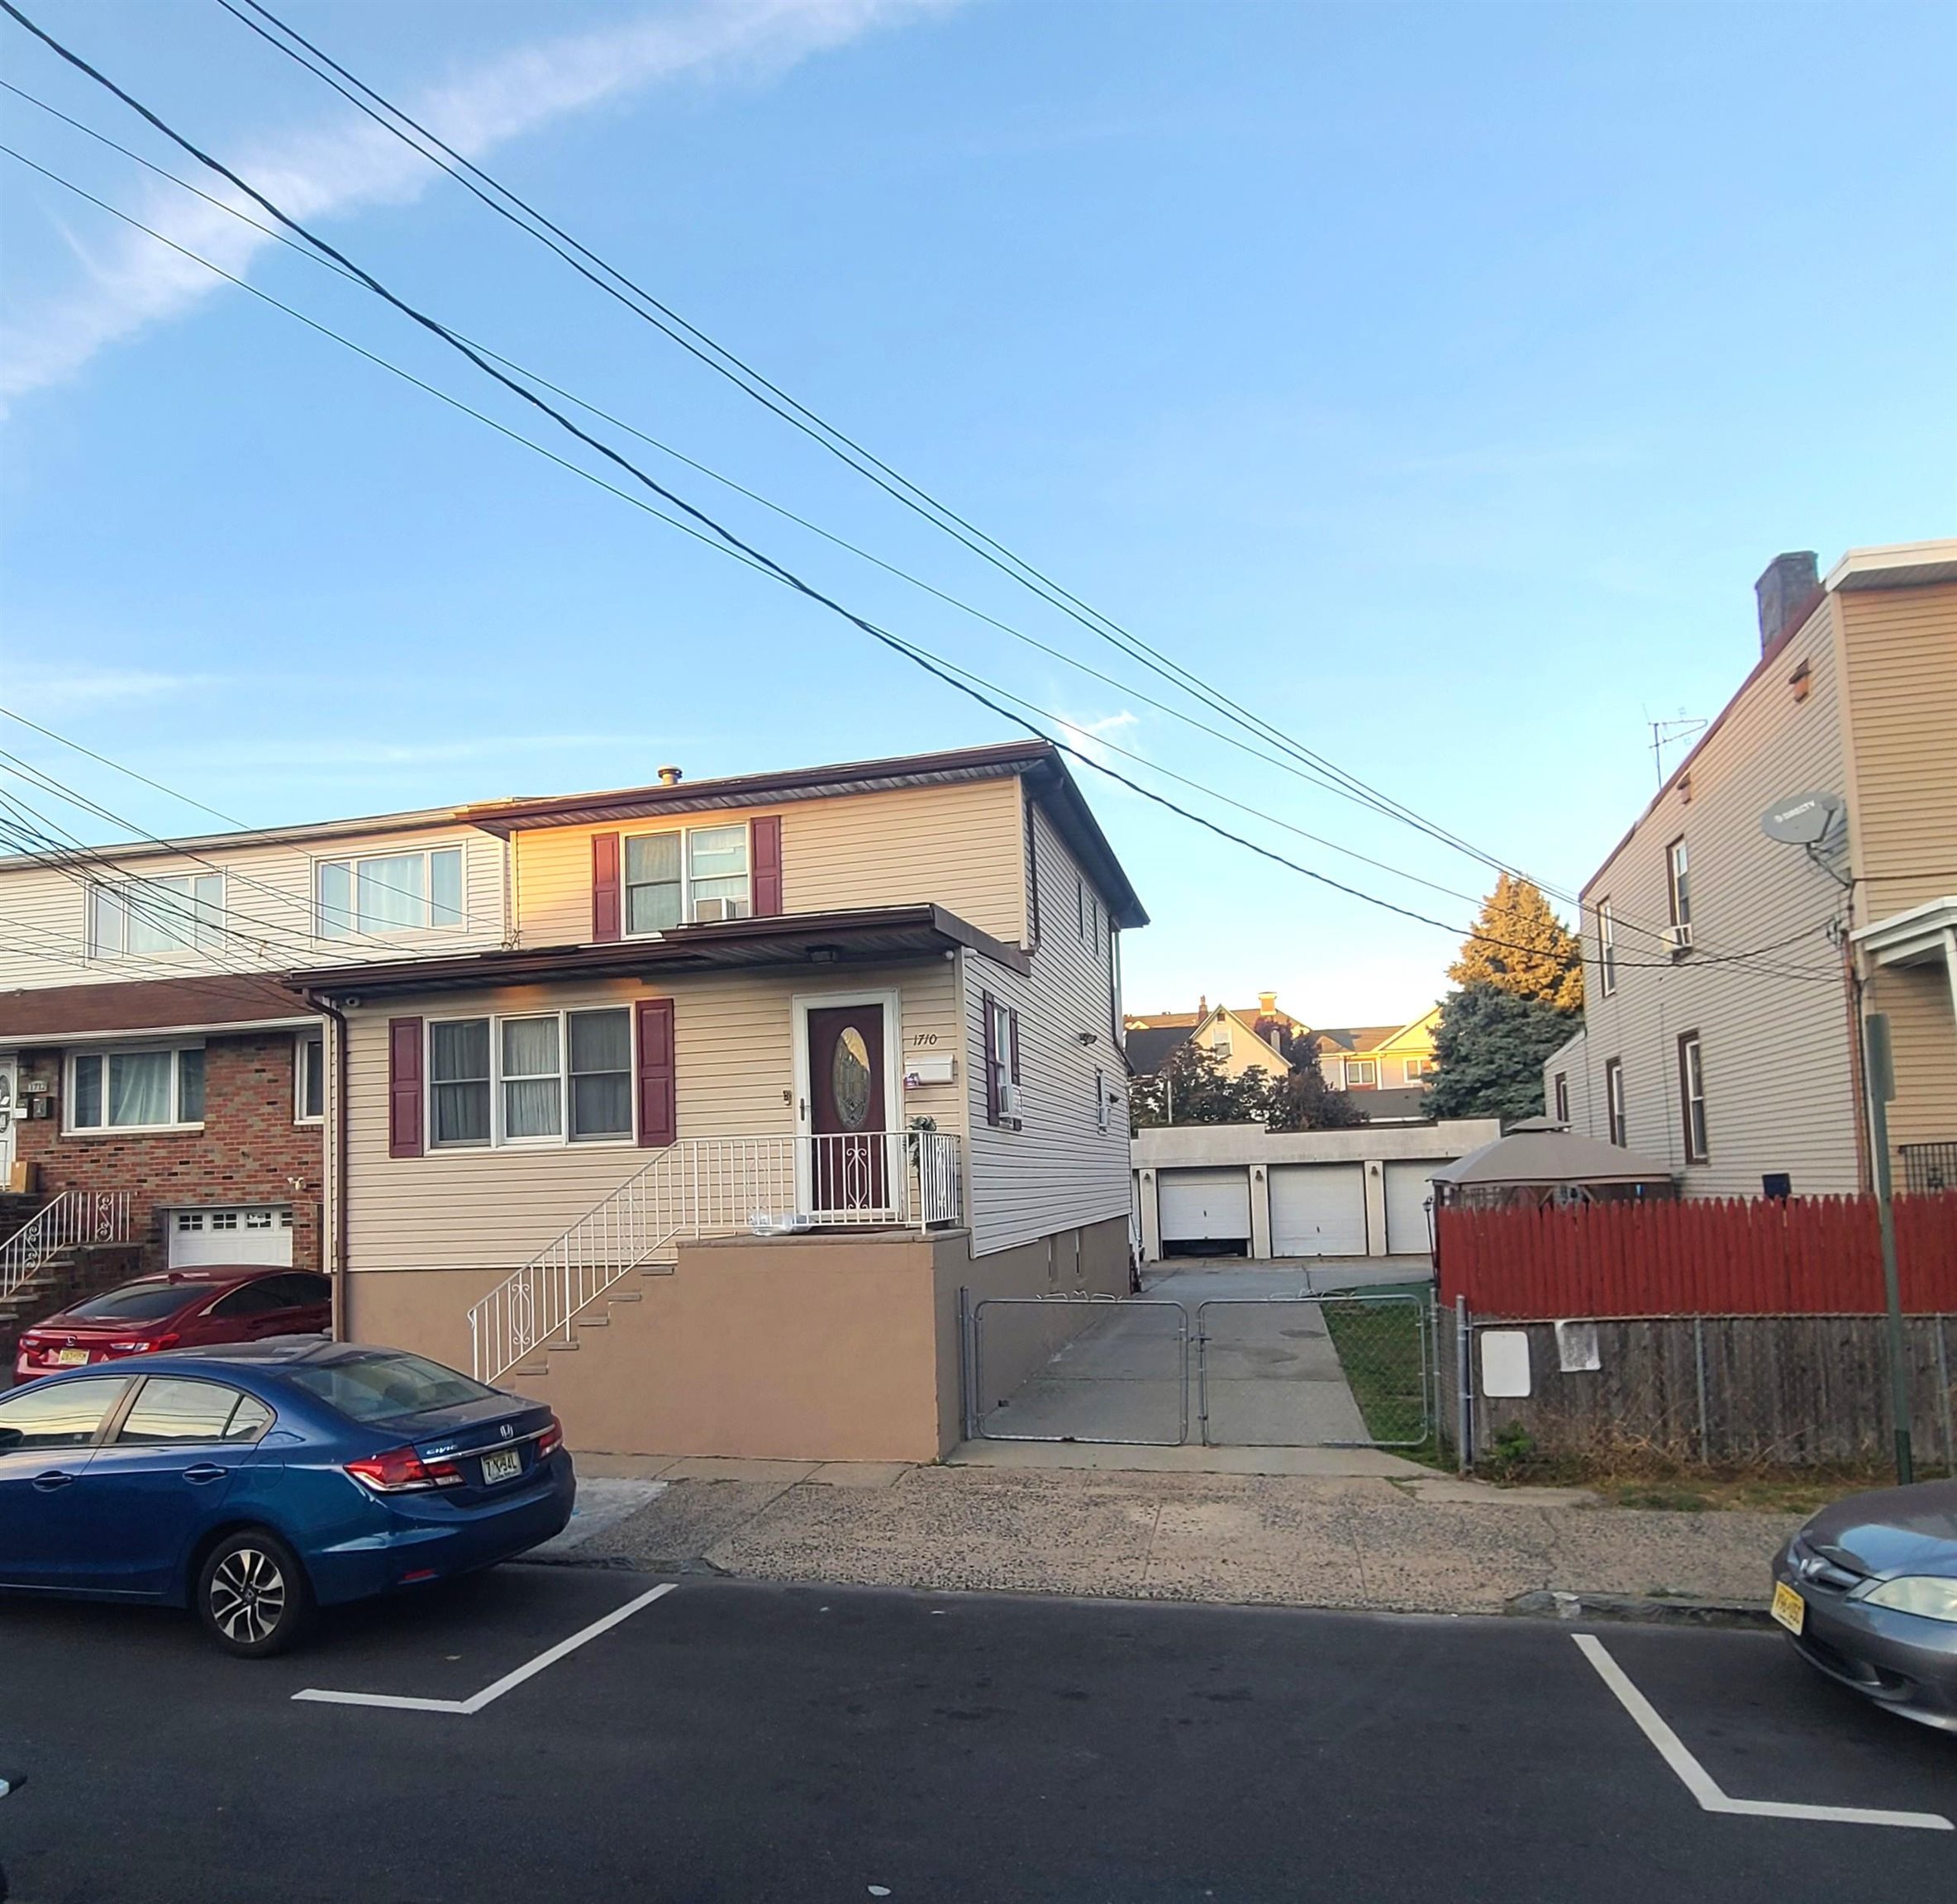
[972,1263,1429,1449]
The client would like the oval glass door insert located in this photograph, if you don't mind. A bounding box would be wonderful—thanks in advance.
[832,1026,873,1130]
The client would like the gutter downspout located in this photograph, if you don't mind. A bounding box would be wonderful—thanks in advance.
[305,991,350,1342]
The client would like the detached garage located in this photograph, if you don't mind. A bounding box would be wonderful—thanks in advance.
[1156,1168,1251,1254]
[1269,1164,1367,1257]
[1383,1163,1436,1256]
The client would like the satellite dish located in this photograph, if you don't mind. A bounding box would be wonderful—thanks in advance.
[1761,790,1842,846]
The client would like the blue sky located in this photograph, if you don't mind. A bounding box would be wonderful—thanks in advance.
[2,0,1951,1022]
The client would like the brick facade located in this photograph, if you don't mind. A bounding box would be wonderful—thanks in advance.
[14,1032,325,1275]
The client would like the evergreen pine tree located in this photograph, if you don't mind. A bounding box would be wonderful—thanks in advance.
[1425,983,1582,1126]
[1447,872,1585,1012]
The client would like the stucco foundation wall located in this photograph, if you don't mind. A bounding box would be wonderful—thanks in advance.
[342,1213,1131,1463]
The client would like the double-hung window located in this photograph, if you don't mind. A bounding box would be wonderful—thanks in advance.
[296,1033,325,1124]
[1554,1073,1570,1124]
[429,1009,633,1149]
[1344,1058,1377,1088]
[1403,1057,1434,1083]
[1598,901,1617,996]
[1605,1058,1626,1148]
[1666,840,1692,945]
[1094,1066,1109,1133]
[1677,1033,1708,1164]
[69,1046,204,1130]
[89,874,225,959]
[625,826,750,932]
[317,847,464,939]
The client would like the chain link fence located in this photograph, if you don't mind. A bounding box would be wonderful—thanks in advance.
[1436,1307,1957,1470]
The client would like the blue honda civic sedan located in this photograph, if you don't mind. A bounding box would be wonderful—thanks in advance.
[0,1339,574,1655]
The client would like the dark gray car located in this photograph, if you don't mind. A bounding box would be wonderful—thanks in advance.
[1771,1478,1957,1733]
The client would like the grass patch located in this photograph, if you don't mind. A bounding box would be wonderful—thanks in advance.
[1320,1288,1440,1458]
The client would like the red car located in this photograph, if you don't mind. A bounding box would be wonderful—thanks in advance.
[12,1268,331,1384]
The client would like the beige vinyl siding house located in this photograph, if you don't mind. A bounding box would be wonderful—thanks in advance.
[293,740,1147,1462]
[1548,540,1956,1199]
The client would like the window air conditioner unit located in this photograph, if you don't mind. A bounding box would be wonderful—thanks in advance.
[693,898,749,923]
[1664,923,1693,953]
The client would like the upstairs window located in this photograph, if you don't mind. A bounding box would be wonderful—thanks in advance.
[1598,901,1617,996]
[90,874,225,959]
[69,1046,204,1130]
[1403,1056,1434,1083]
[1605,1058,1626,1148]
[318,847,463,939]
[1666,839,1692,939]
[625,825,749,932]
[1343,1058,1378,1088]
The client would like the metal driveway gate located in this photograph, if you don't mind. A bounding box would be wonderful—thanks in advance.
[1197,1294,1433,1448]
[963,1289,1433,1449]
[966,1295,1189,1445]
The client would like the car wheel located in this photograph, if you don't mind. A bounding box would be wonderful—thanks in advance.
[195,1530,313,1658]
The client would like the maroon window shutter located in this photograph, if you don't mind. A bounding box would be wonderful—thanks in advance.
[750,815,783,917]
[388,1016,424,1159]
[592,832,622,942]
[1008,1008,1021,1084]
[981,990,1000,1126]
[635,997,677,1148]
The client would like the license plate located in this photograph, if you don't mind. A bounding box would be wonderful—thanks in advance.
[52,1348,89,1368]
[480,1447,523,1485]
[1771,1580,1806,1635]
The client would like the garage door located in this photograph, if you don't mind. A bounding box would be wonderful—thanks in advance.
[1384,1163,1436,1257]
[1269,1163,1367,1257]
[169,1205,293,1268]
[1157,1169,1252,1245]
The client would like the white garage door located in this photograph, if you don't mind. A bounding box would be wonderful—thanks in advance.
[169,1205,294,1268]
[1385,1163,1436,1257]
[1157,1168,1252,1244]
[1269,1163,1368,1257]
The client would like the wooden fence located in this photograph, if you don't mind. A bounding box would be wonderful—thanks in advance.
[1436,1192,1957,1320]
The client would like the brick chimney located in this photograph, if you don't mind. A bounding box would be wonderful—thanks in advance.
[1754,552,1821,654]
[1258,990,1278,1018]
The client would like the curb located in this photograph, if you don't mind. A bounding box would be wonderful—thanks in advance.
[1505,1588,1774,1630]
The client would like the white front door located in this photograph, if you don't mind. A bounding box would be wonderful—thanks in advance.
[169,1206,294,1268]
[0,1054,17,1189]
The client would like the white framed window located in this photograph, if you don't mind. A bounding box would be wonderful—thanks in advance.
[624,825,750,933]
[1666,839,1692,934]
[428,1008,634,1150]
[1343,1058,1378,1088]
[317,846,464,940]
[1554,1073,1570,1123]
[1076,876,1087,939]
[89,873,225,959]
[1605,1058,1626,1147]
[295,1033,325,1124]
[69,1046,204,1131]
[1598,900,1617,997]
[987,997,1021,1125]
[1094,1066,1109,1133]
[1678,1032,1708,1164]
[1402,1057,1434,1083]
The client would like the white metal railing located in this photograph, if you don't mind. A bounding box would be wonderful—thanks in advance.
[0,1190,132,1305]
[469,1130,963,1384]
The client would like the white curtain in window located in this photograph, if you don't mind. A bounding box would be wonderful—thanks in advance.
[569,1009,631,1139]
[502,1017,561,1139]
[358,854,426,932]
[626,833,683,933]
[108,1050,174,1126]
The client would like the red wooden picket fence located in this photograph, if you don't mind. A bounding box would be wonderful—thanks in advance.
[1436,1192,1957,1319]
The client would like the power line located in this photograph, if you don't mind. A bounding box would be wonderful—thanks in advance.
[0,117,1844,989]
[0,78,1497,916]
[206,1,1819,975]
[216,0,1599,896]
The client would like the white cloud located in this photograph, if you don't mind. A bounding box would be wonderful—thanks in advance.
[1052,707,1140,772]
[0,663,212,711]
[2,0,955,406]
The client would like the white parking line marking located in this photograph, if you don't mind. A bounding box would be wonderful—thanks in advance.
[294,1582,676,1715]
[1573,1633,1952,1831]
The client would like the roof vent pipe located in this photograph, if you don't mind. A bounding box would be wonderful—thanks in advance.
[656,765,683,787]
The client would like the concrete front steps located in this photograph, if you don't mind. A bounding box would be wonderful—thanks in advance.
[0,1242,145,1364]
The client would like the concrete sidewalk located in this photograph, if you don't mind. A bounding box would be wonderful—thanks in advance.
[573,1456,1802,1617]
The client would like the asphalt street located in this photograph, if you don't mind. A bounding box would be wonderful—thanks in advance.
[2,1564,1951,1903]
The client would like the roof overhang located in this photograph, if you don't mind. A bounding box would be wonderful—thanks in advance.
[284,904,1028,999]
[0,974,317,1045]
[1825,540,1957,593]
[1851,896,1957,969]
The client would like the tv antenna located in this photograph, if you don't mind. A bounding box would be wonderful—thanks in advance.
[1650,713,1708,788]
